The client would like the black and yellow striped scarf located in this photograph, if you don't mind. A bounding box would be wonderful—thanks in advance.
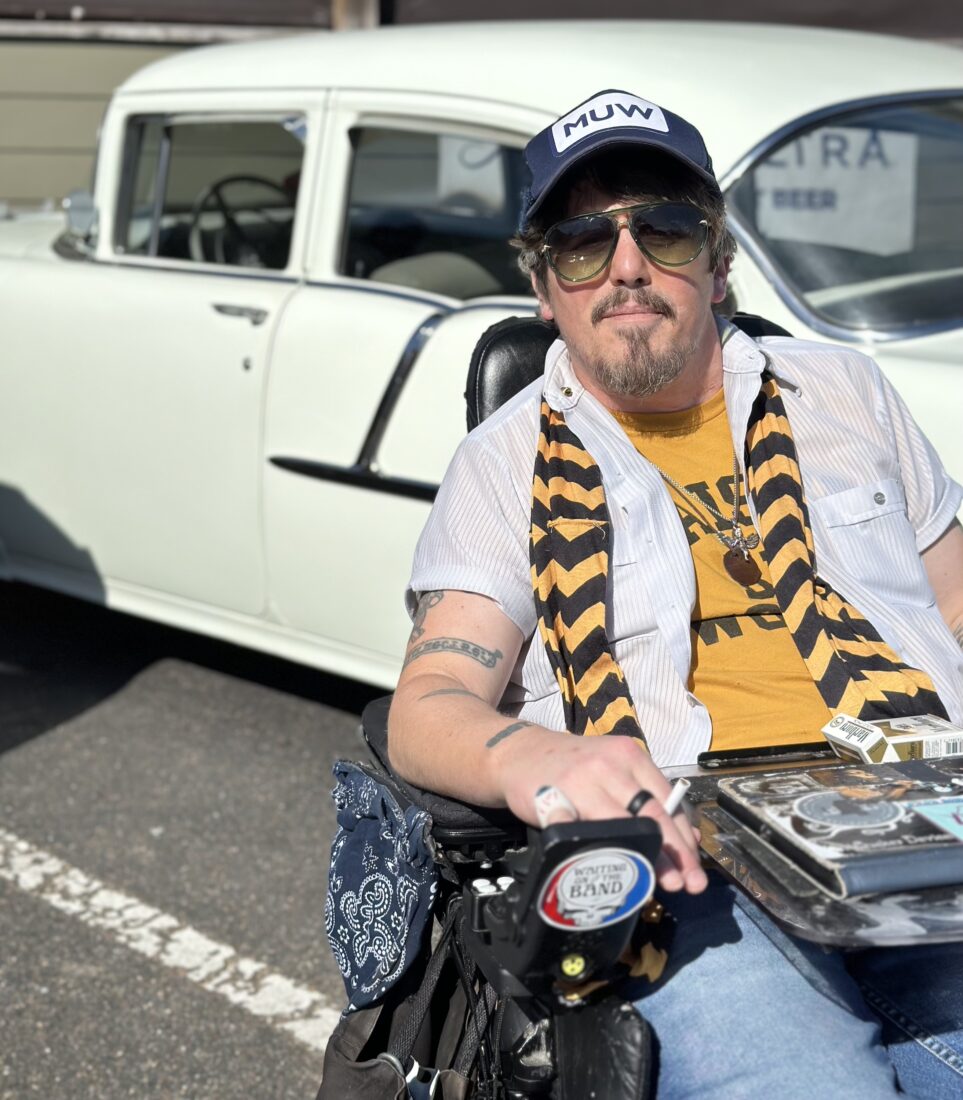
[531,401,649,746]
[530,374,948,740]
[746,374,947,721]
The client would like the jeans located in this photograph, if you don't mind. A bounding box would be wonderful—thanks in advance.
[625,875,963,1099]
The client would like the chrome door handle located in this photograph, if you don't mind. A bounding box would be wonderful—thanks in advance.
[212,303,268,326]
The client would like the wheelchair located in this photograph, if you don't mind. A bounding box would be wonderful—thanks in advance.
[318,313,963,1099]
[319,313,773,1100]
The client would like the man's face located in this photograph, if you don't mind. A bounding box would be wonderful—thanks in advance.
[532,183,729,404]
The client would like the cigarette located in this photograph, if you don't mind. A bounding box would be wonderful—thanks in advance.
[663,778,691,816]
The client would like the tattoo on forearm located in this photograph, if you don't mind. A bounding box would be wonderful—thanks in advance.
[409,591,444,643]
[403,637,503,669]
[420,687,482,702]
[486,721,532,748]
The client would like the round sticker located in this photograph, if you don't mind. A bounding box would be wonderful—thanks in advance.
[537,848,655,931]
[794,791,903,829]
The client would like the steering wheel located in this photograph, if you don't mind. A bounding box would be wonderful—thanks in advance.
[188,175,294,267]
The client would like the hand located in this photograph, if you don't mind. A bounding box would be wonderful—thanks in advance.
[491,726,707,894]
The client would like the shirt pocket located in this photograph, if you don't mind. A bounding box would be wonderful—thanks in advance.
[609,508,663,640]
[808,478,933,607]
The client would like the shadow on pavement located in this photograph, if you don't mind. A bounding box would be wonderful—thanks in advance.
[0,581,384,755]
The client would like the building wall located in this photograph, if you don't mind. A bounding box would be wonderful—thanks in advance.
[0,41,180,211]
[393,0,962,38]
[0,2,329,25]
[2,2,957,211]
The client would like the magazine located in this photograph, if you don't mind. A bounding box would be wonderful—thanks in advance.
[715,760,963,899]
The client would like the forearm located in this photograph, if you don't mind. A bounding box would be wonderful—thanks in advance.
[389,591,705,891]
[388,670,553,807]
[388,587,552,806]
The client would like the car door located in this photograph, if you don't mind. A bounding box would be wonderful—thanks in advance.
[1,92,322,618]
[262,92,545,685]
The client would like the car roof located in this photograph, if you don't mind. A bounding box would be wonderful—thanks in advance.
[118,21,963,179]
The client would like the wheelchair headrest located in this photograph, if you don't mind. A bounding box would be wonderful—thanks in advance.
[464,311,793,430]
[465,316,558,432]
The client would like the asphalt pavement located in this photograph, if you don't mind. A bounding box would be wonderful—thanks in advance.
[0,582,383,1099]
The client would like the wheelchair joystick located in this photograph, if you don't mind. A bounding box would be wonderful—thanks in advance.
[464,817,661,999]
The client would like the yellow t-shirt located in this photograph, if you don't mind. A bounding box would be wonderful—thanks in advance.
[613,389,831,751]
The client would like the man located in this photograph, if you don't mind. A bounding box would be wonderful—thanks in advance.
[388,90,963,1097]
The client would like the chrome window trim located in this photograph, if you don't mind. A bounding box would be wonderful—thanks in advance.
[721,89,963,345]
[112,110,308,273]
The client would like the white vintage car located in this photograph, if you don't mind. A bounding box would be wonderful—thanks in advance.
[1,23,960,688]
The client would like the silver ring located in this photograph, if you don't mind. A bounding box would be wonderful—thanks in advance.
[533,785,578,827]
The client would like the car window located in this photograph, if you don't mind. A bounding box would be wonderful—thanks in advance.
[341,126,533,300]
[728,97,963,331]
[115,115,305,270]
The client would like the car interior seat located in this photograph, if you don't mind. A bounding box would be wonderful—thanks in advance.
[368,251,504,299]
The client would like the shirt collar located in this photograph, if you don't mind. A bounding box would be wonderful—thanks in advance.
[719,316,805,394]
[718,316,767,375]
[542,338,583,411]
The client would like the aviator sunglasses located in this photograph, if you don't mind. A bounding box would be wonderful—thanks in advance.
[541,201,710,283]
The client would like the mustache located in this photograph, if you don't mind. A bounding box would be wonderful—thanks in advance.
[591,288,676,326]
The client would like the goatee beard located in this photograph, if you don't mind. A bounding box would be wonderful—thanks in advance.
[586,289,695,399]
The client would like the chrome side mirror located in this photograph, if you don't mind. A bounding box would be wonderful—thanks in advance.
[63,189,97,239]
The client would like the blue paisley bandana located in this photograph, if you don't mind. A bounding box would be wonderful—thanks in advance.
[325,761,438,1011]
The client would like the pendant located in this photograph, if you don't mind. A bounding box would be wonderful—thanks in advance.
[723,547,762,586]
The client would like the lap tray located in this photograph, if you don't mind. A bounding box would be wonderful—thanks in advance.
[687,762,963,948]
[363,698,963,944]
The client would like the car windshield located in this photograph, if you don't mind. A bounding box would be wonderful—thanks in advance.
[728,96,963,332]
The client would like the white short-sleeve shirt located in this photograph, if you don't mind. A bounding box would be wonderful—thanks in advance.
[408,325,963,766]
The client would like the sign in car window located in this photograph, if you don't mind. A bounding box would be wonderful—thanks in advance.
[754,127,918,257]
[437,136,507,216]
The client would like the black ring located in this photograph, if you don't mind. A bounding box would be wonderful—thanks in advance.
[626,789,652,816]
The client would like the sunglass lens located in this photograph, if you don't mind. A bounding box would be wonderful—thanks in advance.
[629,203,708,265]
[545,215,615,282]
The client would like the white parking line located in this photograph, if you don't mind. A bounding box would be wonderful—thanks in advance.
[0,827,340,1053]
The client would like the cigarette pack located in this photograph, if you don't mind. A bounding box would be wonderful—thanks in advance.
[822,714,963,765]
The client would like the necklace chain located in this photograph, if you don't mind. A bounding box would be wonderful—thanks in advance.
[648,451,760,556]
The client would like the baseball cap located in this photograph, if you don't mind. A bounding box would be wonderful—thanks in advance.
[520,89,716,228]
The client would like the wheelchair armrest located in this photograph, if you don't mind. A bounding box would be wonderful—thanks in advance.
[361,695,524,844]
